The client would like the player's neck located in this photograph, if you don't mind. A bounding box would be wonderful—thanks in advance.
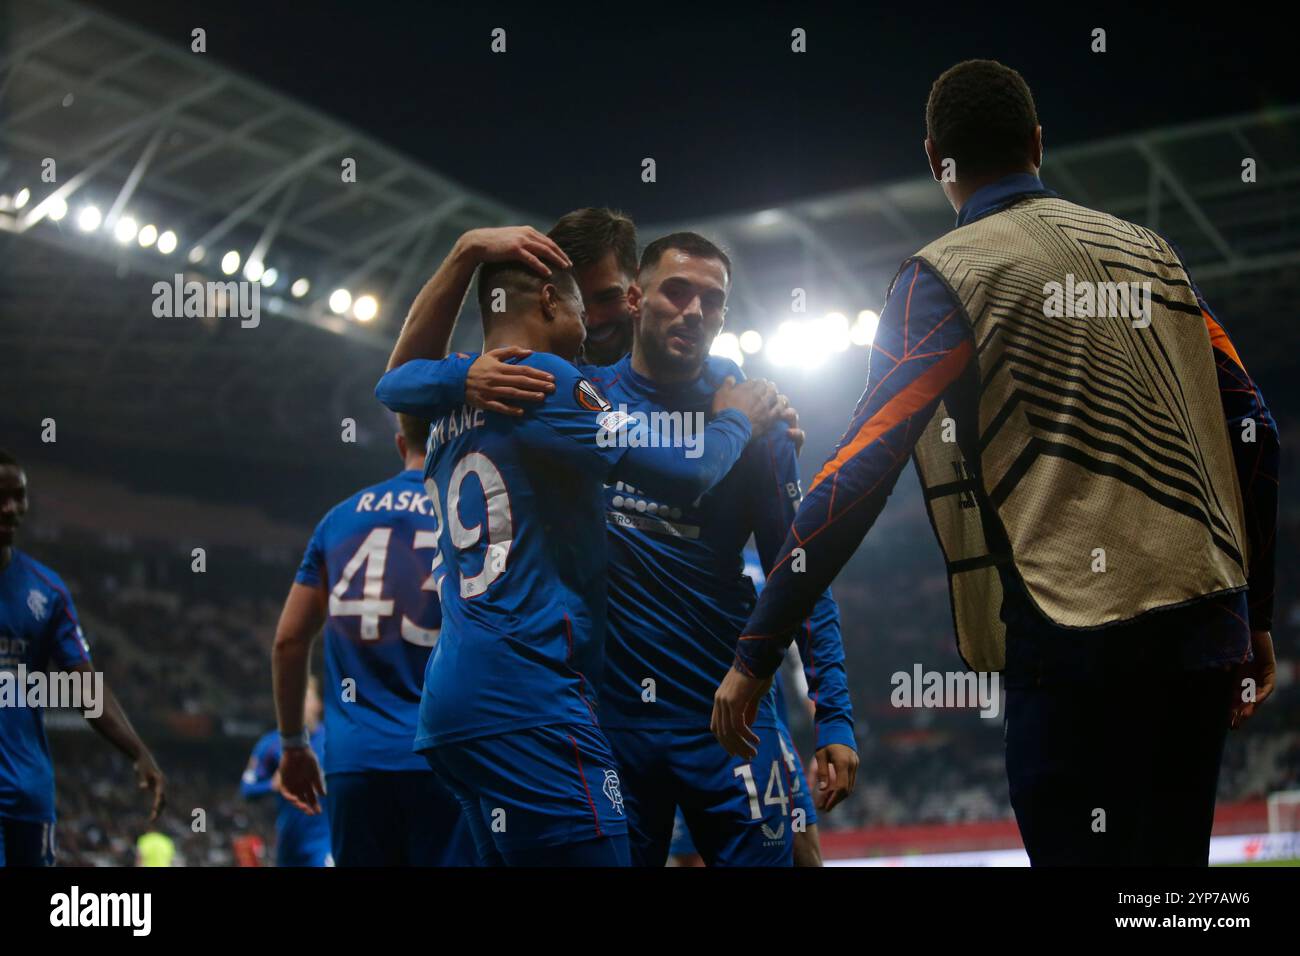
[629,345,696,386]
[0,545,11,572]
[484,322,551,357]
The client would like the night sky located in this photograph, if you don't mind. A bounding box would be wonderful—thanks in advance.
[84,0,1298,223]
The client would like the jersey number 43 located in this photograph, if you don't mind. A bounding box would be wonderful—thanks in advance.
[329,527,441,646]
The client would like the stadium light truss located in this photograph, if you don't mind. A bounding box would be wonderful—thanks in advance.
[2,0,1298,452]
[0,0,535,350]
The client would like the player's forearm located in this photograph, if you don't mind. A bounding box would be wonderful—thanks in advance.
[386,236,480,371]
[1207,324,1280,629]
[793,597,857,750]
[1231,397,1279,630]
[613,409,753,504]
[375,354,477,417]
[272,635,312,736]
[748,428,855,733]
[79,666,150,763]
[737,454,903,677]
[272,583,326,735]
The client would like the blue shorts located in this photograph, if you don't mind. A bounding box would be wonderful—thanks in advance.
[276,835,333,868]
[666,721,816,859]
[0,817,55,867]
[422,722,629,866]
[777,721,819,831]
[324,770,476,866]
[605,724,797,867]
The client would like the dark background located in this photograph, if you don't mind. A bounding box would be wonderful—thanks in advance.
[84,0,1300,222]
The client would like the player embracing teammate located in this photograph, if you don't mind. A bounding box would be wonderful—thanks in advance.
[375,211,857,866]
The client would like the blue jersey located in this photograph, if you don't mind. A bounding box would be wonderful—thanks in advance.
[295,470,441,774]
[0,550,92,823]
[240,728,332,866]
[381,353,856,750]
[588,356,854,748]
[375,352,753,749]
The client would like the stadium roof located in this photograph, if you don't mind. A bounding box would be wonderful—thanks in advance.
[647,106,1300,327]
[2,0,1298,471]
[0,0,537,467]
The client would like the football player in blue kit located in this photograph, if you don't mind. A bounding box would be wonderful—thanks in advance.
[272,416,475,866]
[376,216,858,866]
[241,677,332,866]
[0,449,166,866]
[376,246,786,866]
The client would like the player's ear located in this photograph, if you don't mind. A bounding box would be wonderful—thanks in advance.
[924,137,943,181]
[539,283,558,323]
[394,431,407,460]
[626,282,643,316]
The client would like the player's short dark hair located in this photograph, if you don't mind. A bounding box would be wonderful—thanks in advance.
[549,208,638,279]
[0,448,20,469]
[476,262,581,322]
[926,59,1039,179]
[397,413,430,451]
[639,232,731,284]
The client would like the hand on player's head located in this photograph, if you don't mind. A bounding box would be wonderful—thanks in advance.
[466,347,556,417]
[712,377,786,435]
[464,226,571,275]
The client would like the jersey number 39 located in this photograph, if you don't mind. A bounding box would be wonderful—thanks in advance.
[425,452,514,600]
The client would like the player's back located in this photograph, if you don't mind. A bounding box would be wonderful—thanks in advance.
[297,470,440,774]
[415,353,617,749]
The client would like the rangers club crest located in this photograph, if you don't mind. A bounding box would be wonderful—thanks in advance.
[602,769,624,814]
[27,588,48,621]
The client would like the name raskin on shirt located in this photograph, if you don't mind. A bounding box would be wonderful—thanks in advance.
[356,489,432,515]
[0,664,103,717]
[1042,274,1152,328]
[890,664,1000,719]
[50,886,151,937]
[428,404,486,452]
[596,405,706,458]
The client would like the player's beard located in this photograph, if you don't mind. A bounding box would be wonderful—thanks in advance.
[640,322,706,382]
[582,313,633,366]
